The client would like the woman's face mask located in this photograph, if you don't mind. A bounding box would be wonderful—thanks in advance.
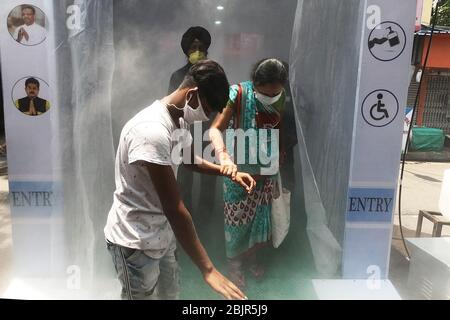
[189,51,206,65]
[255,91,282,107]
[183,92,210,125]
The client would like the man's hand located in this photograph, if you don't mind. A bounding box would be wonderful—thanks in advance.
[220,160,238,181]
[204,268,247,300]
[220,155,237,181]
[22,29,29,41]
[234,172,256,194]
[17,28,29,42]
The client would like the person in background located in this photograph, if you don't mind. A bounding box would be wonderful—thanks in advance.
[209,58,288,289]
[168,26,211,94]
[280,62,298,192]
[168,26,212,213]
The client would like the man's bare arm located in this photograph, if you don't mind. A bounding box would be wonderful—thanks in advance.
[144,162,246,300]
[184,156,255,193]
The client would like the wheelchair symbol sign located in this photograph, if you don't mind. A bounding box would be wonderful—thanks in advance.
[361,90,399,127]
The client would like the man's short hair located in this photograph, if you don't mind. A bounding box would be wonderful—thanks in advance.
[180,60,229,113]
[22,5,36,15]
[25,78,40,88]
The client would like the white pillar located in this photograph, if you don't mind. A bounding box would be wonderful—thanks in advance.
[343,0,416,279]
[0,0,63,279]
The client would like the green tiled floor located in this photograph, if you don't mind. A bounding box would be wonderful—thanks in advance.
[178,177,318,300]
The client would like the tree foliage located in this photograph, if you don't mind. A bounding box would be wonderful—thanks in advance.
[436,0,450,26]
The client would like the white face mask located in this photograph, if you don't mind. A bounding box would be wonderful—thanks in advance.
[255,91,282,107]
[183,92,210,125]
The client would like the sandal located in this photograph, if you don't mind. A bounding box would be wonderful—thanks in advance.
[248,263,265,280]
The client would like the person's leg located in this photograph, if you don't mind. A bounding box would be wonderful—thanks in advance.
[198,121,217,220]
[245,178,275,280]
[106,241,160,300]
[178,165,193,211]
[155,241,180,300]
[199,176,216,212]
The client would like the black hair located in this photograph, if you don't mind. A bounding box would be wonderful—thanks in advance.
[251,58,288,87]
[25,78,40,88]
[22,5,36,15]
[180,60,230,113]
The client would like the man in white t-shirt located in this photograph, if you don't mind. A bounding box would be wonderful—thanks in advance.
[13,5,47,46]
[104,60,255,300]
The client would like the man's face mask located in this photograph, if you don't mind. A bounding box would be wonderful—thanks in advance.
[183,91,210,125]
[189,51,206,65]
[255,91,282,107]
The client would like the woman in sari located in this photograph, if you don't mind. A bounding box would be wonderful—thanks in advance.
[210,58,287,288]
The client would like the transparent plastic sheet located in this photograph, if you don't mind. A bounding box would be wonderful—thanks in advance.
[42,0,354,297]
[54,0,116,291]
[289,0,367,276]
[110,0,297,141]
[112,0,310,299]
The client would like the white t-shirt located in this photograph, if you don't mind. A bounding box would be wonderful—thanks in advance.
[13,23,47,45]
[104,101,190,258]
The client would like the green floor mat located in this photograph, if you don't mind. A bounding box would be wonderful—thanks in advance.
[178,176,318,300]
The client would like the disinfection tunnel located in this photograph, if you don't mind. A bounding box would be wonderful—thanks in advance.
[0,0,416,299]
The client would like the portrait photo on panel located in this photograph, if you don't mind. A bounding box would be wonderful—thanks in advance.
[12,77,51,117]
[7,4,48,46]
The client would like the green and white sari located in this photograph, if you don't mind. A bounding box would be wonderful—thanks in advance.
[223,81,285,258]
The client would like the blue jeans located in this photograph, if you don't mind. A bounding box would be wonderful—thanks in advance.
[106,240,180,300]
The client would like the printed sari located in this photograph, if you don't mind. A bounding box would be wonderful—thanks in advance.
[223,81,285,258]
